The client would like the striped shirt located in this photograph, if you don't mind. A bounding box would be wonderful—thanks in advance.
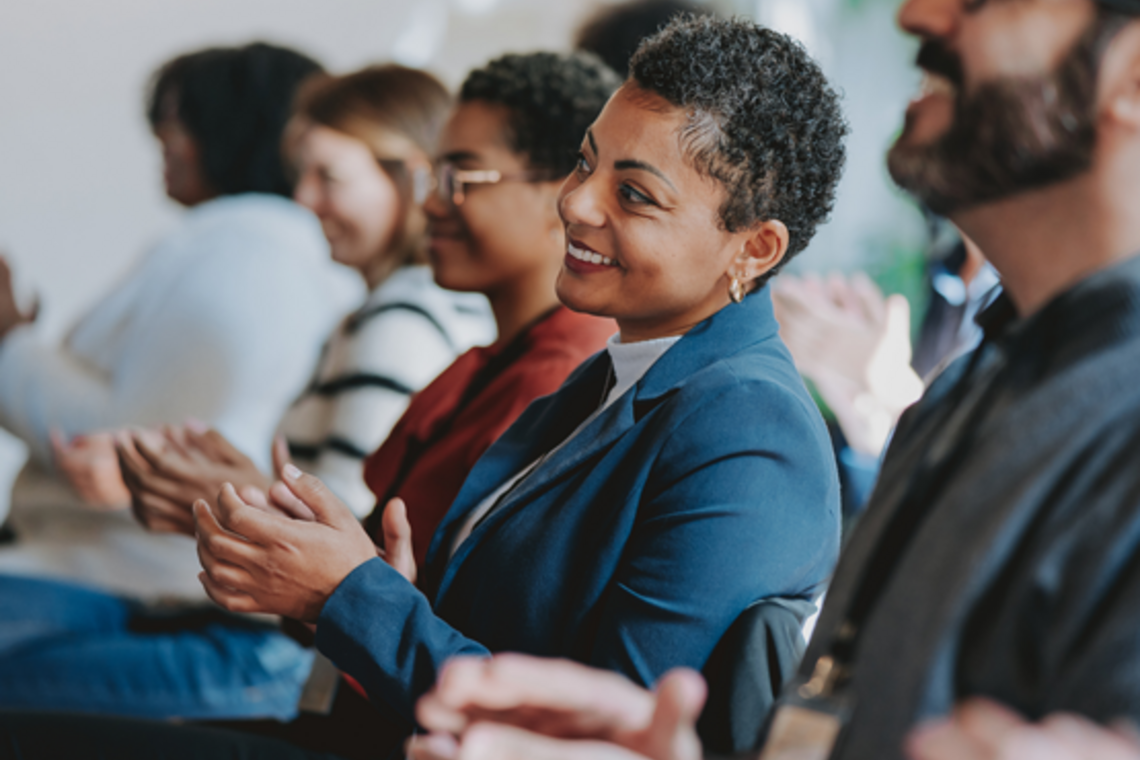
[278,265,495,516]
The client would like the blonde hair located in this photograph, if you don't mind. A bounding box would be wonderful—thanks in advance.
[291,64,451,276]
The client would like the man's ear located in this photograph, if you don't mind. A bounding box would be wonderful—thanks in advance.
[731,219,790,292]
[1101,21,1140,131]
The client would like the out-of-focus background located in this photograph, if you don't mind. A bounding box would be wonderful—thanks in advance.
[0,0,923,504]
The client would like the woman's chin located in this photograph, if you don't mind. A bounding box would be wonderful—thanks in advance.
[554,275,609,318]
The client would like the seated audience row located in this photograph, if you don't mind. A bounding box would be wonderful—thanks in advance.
[0,12,849,760]
[6,0,1140,758]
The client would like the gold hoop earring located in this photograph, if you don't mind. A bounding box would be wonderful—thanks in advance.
[729,277,746,304]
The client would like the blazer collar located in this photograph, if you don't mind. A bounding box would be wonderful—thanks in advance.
[635,285,781,402]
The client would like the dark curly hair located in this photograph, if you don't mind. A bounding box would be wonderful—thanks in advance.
[631,15,848,280]
[147,42,323,198]
[575,0,713,76]
[459,51,621,178]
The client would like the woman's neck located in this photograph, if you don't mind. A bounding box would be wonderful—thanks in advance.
[360,251,406,291]
[488,269,563,346]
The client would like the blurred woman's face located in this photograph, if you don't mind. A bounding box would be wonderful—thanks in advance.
[154,115,214,207]
[556,84,770,342]
[293,124,402,281]
[423,101,563,297]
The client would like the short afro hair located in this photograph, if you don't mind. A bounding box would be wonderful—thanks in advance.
[630,15,848,280]
[148,42,323,198]
[459,51,621,178]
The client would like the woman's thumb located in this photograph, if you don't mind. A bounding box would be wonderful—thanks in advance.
[381,498,417,583]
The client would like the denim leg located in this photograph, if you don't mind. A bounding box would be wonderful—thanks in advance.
[0,711,343,760]
[0,574,133,654]
[0,576,314,720]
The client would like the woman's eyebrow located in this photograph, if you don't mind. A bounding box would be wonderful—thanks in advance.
[587,128,676,192]
[614,159,675,192]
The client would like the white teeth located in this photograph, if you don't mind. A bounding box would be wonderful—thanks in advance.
[568,242,616,267]
[920,73,956,98]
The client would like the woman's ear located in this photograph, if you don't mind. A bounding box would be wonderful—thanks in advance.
[732,219,790,292]
[1101,22,1140,132]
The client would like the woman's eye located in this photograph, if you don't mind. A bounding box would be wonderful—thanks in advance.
[619,184,652,206]
[574,152,592,176]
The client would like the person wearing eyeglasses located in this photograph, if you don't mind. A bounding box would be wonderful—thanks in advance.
[0,26,847,757]
[49,50,616,753]
[0,64,497,724]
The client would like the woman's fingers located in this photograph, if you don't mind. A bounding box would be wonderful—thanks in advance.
[407,733,460,760]
[458,724,655,760]
[272,434,293,479]
[198,570,263,614]
[194,494,266,564]
[279,464,355,528]
[133,432,196,480]
[418,655,655,738]
[268,481,317,521]
[850,271,887,325]
[639,670,705,760]
[209,483,289,545]
[186,426,245,465]
[132,491,195,535]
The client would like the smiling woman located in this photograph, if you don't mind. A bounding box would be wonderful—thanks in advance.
[0,17,850,760]
[192,17,846,755]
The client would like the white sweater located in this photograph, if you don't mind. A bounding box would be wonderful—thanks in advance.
[280,265,494,517]
[0,193,361,601]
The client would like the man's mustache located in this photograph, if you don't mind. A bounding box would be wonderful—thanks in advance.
[916,41,964,88]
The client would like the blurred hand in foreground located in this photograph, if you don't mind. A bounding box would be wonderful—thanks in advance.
[407,654,705,760]
[772,272,924,456]
[907,698,1140,760]
[51,430,130,509]
[116,423,285,536]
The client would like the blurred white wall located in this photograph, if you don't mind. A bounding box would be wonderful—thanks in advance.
[0,0,921,518]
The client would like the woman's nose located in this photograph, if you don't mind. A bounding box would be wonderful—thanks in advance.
[558,175,606,229]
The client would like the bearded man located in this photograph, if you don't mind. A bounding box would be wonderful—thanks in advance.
[392,2,1140,760]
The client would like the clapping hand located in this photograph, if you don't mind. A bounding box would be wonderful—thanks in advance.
[772,272,923,456]
[193,465,408,622]
[408,655,706,760]
[51,430,131,509]
[907,699,1140,760]
[117,424,282,535]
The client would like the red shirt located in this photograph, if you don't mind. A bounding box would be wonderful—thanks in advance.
[363,306,613,568]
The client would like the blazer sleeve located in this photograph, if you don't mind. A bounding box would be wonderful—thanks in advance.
[314,351,599,720]
[315,557,489,720]
[586,375,841,687]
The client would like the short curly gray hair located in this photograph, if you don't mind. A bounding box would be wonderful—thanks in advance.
[631,15,848,280]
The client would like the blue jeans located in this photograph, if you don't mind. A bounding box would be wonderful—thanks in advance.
[0,574,314,720]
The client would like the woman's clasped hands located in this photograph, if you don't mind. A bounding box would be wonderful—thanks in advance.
[193,463,417,622]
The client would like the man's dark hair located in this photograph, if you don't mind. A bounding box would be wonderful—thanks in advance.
[631,15,848,280]
[575,0,713,76]
[147,42,323,198]
[459,51,621,178]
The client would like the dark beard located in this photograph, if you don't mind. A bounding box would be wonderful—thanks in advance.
[887,16,1115,216]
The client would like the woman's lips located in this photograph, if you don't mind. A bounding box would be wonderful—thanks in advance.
[564,239,618,275]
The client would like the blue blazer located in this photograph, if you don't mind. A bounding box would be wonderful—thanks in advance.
[316,288,841,722]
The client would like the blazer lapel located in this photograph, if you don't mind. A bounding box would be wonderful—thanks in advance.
[422,353,612,584]
[431,290,784,597]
